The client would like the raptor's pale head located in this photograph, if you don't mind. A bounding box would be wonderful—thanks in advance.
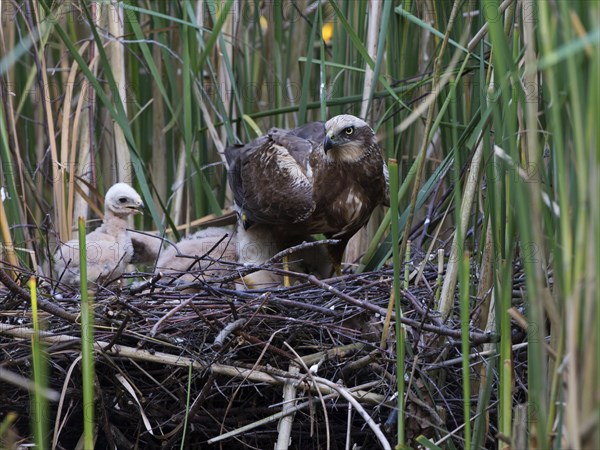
[323,115,375,163]
[104,183,144,217]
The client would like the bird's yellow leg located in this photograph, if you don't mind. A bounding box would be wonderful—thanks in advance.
[334,264,342,277]
[282,255,291,287]
[237,275,254,290]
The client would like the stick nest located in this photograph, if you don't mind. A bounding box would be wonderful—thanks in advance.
[0,256,526,449]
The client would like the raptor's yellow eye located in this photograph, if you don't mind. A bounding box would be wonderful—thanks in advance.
[344,127,354,135]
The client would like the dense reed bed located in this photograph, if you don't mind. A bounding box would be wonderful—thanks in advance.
[0,1,598,448]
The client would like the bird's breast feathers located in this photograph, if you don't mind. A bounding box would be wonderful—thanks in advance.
[227,115,387,236]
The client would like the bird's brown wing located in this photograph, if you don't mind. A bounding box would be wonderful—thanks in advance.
[130,231,163,264]
[268,121,325,147]
[225,124,324,226]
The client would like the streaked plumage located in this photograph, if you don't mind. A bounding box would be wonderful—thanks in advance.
[226,114,389,282]
[54,183,144,287]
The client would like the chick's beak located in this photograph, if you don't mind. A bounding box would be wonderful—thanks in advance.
[131,200,144,214]
[323,135,334,153]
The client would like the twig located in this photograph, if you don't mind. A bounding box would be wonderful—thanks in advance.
[266,239,341,265]
[217,328,286,438]
[307,275,390,315]
[210,364,387,405]
[102,314,130,352]
[213,318,247,348]
[311,376,391,450]
[275,364,301,450]
[424,341,531,370]
[150,297,194,337]
[235,331,297,361]
[0,269,77,322]
[285,342,331,450]
[300,342,366,367]
[163,373,217,448]
[129,272,163,295]
[341,351,379,377]
[214,286,342,316]
[0,268,28,309]
[345,402,352,450]
[208,239,341,285]
[402,288,443,327]
[307,276,497,345]
[168,232,231,278]
[207,381,381,444]
[0,324,207,369]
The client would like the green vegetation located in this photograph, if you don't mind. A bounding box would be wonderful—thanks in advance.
[0,0,597,448]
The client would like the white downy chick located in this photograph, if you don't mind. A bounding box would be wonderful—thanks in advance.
[54,183,144,287]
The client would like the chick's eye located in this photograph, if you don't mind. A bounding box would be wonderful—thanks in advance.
[344,127,354,135]
[118,197,128,204]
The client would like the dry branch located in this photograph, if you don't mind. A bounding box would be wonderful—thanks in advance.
[0,324,206,369]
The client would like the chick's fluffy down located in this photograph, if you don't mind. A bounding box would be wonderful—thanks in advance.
[155,228,237,283]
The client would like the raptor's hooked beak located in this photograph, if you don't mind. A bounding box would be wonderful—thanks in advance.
[129,200,145,214]
[323,135,335,153]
